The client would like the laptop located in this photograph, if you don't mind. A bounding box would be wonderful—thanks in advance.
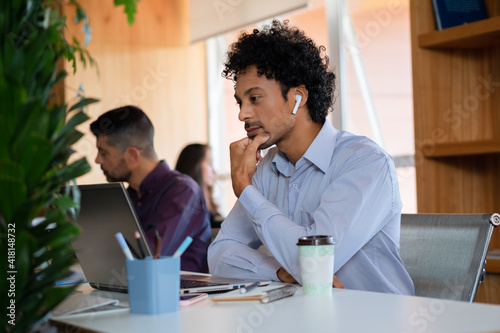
[70,183,267,294]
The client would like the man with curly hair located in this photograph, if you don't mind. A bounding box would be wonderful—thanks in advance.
[208,20,414,294]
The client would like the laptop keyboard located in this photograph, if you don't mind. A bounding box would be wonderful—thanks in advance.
[181,280,224,289]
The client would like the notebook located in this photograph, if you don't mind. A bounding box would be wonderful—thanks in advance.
[70,183,267,294]
[51,292,128,318]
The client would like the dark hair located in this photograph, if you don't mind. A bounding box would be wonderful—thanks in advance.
[90,105,156,158]
[222,19,336,124]
[175,143,220,215]
[175,143,207,188]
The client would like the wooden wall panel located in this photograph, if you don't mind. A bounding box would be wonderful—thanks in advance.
[475,273,500,304]
[411,0,500,211]
[415,156,500,215]
[411,0,500,303]
[63,0,208,185]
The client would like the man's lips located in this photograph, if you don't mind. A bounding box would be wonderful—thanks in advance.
[245,126,261,137]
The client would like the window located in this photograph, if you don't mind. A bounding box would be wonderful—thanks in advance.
[207,0,416,216]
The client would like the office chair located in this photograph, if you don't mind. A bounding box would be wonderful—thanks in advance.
[399,213,499,302]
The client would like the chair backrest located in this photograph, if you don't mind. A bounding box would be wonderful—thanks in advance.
[400,213,499,302]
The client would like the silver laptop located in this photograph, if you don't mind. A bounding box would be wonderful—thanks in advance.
[70,183,265,294]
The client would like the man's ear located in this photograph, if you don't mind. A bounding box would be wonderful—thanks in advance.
[294,85,308,107]
[124,147,141,168]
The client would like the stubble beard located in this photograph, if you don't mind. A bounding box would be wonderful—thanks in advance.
[102,159,132,183]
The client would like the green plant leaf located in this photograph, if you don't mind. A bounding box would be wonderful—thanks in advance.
[47,157,91,186]
[0,160,27,221]
[37,222,80,248]
[33,242,77,269]
[0,81,28,160]
[18,282,77,333]
[29,255,77,296]
[46,103,67,142]
[21,132,54,191]
[54,194,79,211]
[15,230,35,304]
[0,1,135,330]
[51,110,89,155]
[114,0,138,25]
[58,110,89,136]
[68,97,99,112]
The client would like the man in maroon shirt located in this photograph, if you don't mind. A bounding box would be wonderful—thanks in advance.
[90,105,211,272]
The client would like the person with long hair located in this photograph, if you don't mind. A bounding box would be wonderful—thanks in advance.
[176,144,224,229]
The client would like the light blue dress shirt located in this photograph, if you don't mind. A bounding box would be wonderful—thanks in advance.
[208,121,415,294]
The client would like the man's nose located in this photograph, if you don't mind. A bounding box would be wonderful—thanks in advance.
[238,103,253,122]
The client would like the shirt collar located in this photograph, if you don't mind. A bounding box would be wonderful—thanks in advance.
[136,160,170,196]
[302,121,337,173]
[272,121,337,176]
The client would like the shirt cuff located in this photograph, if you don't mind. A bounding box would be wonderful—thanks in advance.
[261,257,283,281]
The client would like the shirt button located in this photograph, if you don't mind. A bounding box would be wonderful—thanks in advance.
[293,183,299,189]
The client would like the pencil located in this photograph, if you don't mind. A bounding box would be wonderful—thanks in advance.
[115,232,134,261]
[124,238,139,259]
[240,282,259,294]
[172,236,193,258]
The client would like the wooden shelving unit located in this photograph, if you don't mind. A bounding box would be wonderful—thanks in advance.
[411,1,500,303]
[423,140,500,158]
[419,15,500,49]
[411,0,500,217]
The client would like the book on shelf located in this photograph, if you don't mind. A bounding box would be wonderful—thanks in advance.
[432,0,488,30]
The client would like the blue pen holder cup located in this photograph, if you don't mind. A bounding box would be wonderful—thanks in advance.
[126,256,180,314]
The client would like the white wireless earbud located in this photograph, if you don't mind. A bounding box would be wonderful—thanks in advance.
[292,95,302,115]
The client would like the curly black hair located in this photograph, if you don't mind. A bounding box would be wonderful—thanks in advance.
[222,20,336,124]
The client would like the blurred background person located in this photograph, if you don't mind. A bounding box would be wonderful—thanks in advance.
[176,144,224,232]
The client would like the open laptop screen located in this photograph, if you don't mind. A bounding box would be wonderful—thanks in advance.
[70,183,268,293]
[70,183,151,292]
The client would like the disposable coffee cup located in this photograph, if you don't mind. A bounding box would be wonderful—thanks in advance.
[297,235,335,295]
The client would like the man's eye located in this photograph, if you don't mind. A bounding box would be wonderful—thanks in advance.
[250,96,260,102]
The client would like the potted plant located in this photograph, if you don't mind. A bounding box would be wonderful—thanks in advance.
[0,1,136,332]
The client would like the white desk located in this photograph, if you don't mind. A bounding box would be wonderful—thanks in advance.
[52,283,500,333]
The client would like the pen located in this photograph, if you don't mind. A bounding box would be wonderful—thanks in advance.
[154,230,162,259]
[172,236,193,258]
[115,232,134,261]
[212,285,296,303]
[124,238,139,259]
[240,281,259,294]
[54,279,87,286]
[261,285,296,303]
[135,231,146,259]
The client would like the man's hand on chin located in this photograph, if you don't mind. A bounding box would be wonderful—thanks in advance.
[229,133,269,197]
